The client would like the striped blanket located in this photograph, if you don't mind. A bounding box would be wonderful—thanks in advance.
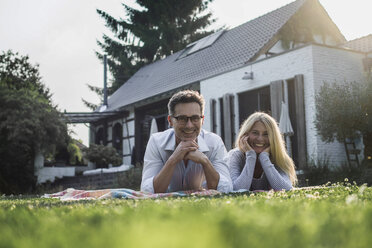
[43,188,222,201]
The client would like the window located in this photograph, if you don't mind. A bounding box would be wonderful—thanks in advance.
[95,128,104,145]
[112,123,123,154]
[177,30,225,59]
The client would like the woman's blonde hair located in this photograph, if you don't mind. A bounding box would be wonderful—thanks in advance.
[235,112,297,185]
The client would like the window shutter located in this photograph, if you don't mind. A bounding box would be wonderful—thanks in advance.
[294,74,307,167]
[223,93,235,150]
[270,80,284,121]
[210,99,217,133]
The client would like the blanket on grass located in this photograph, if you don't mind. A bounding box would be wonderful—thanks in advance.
[43,188,222,201]
[43,186,324,201]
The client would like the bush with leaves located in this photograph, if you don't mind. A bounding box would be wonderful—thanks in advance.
[67,142,83,165]
[315,77,372,160]
[0,50,69,194]
[83,144,122,168]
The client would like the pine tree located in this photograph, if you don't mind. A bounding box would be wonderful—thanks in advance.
[83,0,216,110]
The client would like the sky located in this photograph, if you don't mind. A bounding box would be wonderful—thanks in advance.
[0,0,371,145]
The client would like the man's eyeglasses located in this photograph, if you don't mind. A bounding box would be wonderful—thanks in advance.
[172,115,204,124]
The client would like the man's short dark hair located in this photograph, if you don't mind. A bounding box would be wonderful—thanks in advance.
[168,90,205,116]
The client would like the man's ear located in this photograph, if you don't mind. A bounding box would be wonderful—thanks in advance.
[167,115,173,127]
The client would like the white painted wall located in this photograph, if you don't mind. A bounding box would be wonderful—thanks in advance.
[35,167,75,184]
[201,44,365,166]
[34,151,44,170]
[123,107,135,165]
[311,45,365,165]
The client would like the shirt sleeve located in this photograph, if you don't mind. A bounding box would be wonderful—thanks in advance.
[228,149,256,191]
[140,135,164,193]
[259,152,292,190]
[207,138,233,193]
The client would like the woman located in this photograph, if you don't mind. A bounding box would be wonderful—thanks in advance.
[227,112,297,191]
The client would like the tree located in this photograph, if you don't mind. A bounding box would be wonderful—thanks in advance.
[314,77,372,162]
[0,50,69,194]
[0,50,51,100]
[83,0,217,110]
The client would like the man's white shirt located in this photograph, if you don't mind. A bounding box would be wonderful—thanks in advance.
[140,128,233,193]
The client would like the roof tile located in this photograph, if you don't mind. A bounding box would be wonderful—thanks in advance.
[107,0,307,111]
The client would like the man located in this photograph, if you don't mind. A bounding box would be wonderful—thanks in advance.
[140,90,233,193]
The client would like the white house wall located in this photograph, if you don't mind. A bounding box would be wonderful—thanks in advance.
[123,107,135,165]
[107,123,113,146]
[311,45,365,165]
[108,108,136,165]
[36,167,75,184]
[201,44,365,166]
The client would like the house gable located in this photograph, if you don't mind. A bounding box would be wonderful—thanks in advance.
[342,34,372,53]
[253,0,346,61]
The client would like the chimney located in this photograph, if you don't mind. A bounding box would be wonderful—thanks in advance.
[103,54,108,106]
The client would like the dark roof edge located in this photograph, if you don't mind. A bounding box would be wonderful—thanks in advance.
[110,82,200,111]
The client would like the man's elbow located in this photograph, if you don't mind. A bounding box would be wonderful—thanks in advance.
[216,177,233,193]
[140,179,155,193]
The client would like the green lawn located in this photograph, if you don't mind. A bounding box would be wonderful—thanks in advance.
[1,181,372,248]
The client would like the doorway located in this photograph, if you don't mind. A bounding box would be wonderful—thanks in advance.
[238,86,271,126]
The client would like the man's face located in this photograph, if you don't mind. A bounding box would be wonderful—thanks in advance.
[168,102,204,143]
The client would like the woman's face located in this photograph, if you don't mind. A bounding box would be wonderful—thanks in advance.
[247,121,270,154]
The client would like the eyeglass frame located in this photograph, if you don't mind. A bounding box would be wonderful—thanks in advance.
[171,115,204,124]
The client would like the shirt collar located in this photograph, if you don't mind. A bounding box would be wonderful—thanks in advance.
[162,129,209,153]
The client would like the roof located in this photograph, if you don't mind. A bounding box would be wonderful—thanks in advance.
[342,34,372,53]
[62,111,128,124]
[106,0,308,111]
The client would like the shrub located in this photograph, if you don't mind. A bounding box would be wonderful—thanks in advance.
[67,142,83,165]
[314,77,372,162]
[83,144,121,168]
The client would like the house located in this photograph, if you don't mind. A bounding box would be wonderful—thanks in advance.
[86,0,371,169]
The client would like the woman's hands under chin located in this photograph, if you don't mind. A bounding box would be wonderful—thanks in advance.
[240,135,253,153]
[262,145,271,155]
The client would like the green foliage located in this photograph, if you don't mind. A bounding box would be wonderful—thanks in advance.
[0,50,51,100]
[314,78,372,159]
[0,87,68,154]
[86,0,216,109]
[83,144,122,168]
[300,156,372,186]
[67,142,83,165]
[315,81,363,142]
[1,184,372,247]
[81,84,116,111]
[0,50,69,194]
